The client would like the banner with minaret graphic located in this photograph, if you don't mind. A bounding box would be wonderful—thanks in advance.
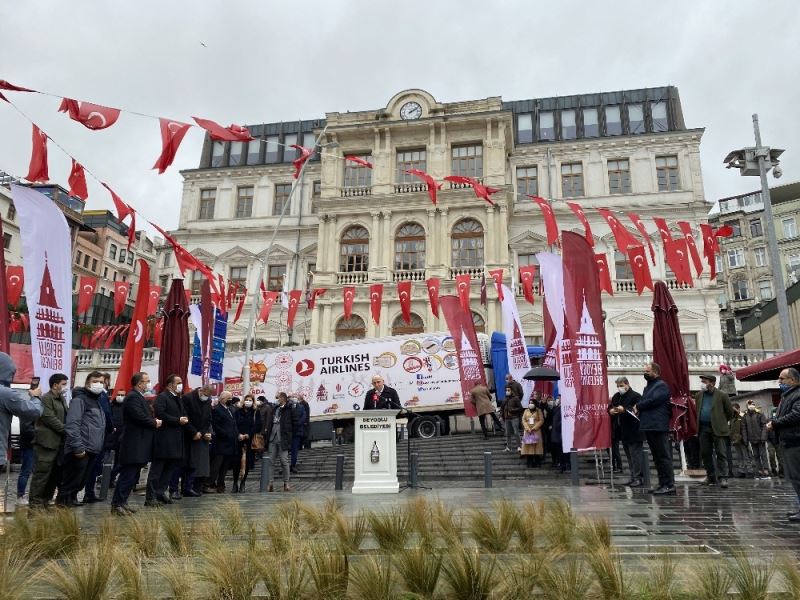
[439,295,483,418]
[12,185,73,392]
[499,284,534,407]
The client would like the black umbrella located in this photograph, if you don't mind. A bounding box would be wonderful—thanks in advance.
[523,366,560,381]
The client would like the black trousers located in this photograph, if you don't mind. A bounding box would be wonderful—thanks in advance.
[209,454,233,489]
[610,438,623,470]
[782,445,800,504]
[112,463,143,508]
[622,440,645,480]
[478,413,504,436]
[147,458,181,501]
[699,426,729,482]
[644,431,674,488]
[56,452,96,503]
[29,445,60,507]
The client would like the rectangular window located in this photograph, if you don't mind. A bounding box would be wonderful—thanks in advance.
[583,108,599,137]
[91,258,97,272]
[267,265,286,292]
[75,250,82,265]
[72,274,77,290]
[732,280,750,301]
[127,252,134,266]
[615,250,633,279]
[656,155,680,191]
[229,266,248,287]
[620,334,645,352]
[561,110,576,140]
[119,249,127,264]
[83,254,90,268]
[725,220,742,237]
[109,243,117,260]
[753,246,768,267]
[211,141,225,167]
[187,271,201,295]
[605,106,622,135]
[311,181,321,214]
[159,275,168,289]
[539,111,555,140]
[727,248,745,268]
[6,203,15,221]
[198,189,215,220]
[343,154,373,188]
[681,333,698,351]
[274,183,292,216]
[516,166,538,197]
[561,162,584,198]
[517,113,533,144]
[103,267,108,279]
[651,101,668,132]
[247,139,261,165]
[788,254,800,278]
[163,250,172,267]
[396,149,426,183]
[283,134,298,162]
[628,103,645,134]
[235,186,254,218]
[451,144,483,178]
[749,218,763,237]
[303,132,317,150]
[265,135,280,163]
[518,253,540,288]
[759,280,773,301]
[607,159,632,194]
[783,217,797,239]
[228,141,244,167]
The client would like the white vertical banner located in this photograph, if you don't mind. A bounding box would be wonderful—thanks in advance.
[499,284,533,406]
[12,185,73,389]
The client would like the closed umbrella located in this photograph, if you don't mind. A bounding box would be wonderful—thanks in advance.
[158,278,190,390]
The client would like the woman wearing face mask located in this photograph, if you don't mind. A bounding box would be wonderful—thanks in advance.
[107,390,126,488]
[520,401,545,468]
[232,394,262,493]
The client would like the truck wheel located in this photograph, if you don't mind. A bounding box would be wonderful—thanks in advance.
[413,416,438,439]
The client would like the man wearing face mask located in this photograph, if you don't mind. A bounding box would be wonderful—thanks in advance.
[208,391,239,493]
[56,371,107,507]
[82,372,115,504]
[609,377,645,487]
[767,368,800,522]
[174,384,214,497]
[0,352,43,471]
[146,374,189,505]
[108,390,126,487]
[694,374,733,488]
[743,400,770,479]
[28,373,68,509]
[265,392,295,492]
[635,362,675,495]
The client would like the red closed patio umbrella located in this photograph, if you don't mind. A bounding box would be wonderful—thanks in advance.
[158,278,190,390]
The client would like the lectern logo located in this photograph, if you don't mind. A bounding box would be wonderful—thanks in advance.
[370,441,380,464]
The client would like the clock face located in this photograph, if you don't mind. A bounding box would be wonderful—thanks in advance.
[400,101,423,120]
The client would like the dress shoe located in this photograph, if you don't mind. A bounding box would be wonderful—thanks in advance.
[719,478,729,489]
[216,486,225,494]
[143,500,162,508]
[283,483,291,492]
[156,495,173,505]
[82,496,101,504]
[700,477,716,486]
[239,482,245,493]
[623,479,634,486]
[290,466,298,474]
[183,489,201,498]
[110,505,130,517]
[628,479,643,488]
[268,483,274,492]
[788,512,800,523]
[652,486,676,495]
[122,504,137,514]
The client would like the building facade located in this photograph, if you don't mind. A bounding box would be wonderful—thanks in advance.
[168,86,722,353]
[0,175,23,268]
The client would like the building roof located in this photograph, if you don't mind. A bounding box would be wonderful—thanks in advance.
[741,277,800,335]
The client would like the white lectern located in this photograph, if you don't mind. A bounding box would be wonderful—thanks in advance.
[352,410,400,494]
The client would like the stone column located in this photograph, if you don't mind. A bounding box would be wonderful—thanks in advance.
[327,215,339,274]
[439,208,450,274]
[426,208,437,268]
[321,303,332,343]
[485,206,496,265]
[370,211,381,272]
[383,210,393,274]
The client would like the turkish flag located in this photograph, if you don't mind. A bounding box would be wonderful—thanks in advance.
[664,237,694,286]
[455,274,471,312]
[699,223,720,280]
[369,284,383,325]
[104,325,123,350]
[153,118,192,174]
[598,208,640,254]
[677,221,703,277]
[652,217,673,246]
[58,98,120,130]
[20,313,29,332]
[405,169,442,204]
[488,269,504,301]
[343,286,356,320]
[566,202,594,247]
[259,291,279,324]
[290,145,314,179]
[227,281,239,310]
[68,159,88,200]
[217,274,227,314]
[425,278,440,318]
[233,287,247,323]
[344,155,373,169]
[0,79,36,103]
[308,288,326,310]
[529,196,559,245]
[113,281,130,316]
[627,212,655,265]
[519,265,536,305]
[25,124,48,183]
[147,285,162,316]
[192,117,254,142]
[6,265,24,307]
[479,274,487,306]
[594,254,614,295]
[154,318,164,347]
[397,280,412,324]
[113,260,151,396]
[102,183,136,248]
[90,325,109,349]
[444,176,500,206]
[626,246,653,295]
[150,223,203,277]
[287,290,302,327]
[77,275,97,315]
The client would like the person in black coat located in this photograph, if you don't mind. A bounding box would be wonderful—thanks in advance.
[108,390,126,487]
[111,372,162,515]
[233,395,262,493]
[609,377,645,487]
[171,384,214,497]
[265,392,296,491]
[146,374,188,506]
[768,368,800,521]
[207,391,239,493]
[635,362,674,494]
[364,375,401,410]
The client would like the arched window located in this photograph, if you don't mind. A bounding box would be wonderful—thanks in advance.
[614,250,632,279]
[471,311,485,334]
[340,226,369,272]
[451,219,484,268]
[335,315,366,341]
[392,313,425,336]
[395,223,426,271]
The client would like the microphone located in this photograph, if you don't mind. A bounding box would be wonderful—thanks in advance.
[372,391,379,408]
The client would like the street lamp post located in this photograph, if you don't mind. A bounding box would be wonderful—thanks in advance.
[753,307,764,350]
[724,114,792,350]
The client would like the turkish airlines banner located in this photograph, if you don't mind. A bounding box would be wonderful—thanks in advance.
[499,284,533,407]
[12,184,73,390]
[439,295,483,417]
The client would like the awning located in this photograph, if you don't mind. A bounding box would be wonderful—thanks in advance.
[736,348,800,382]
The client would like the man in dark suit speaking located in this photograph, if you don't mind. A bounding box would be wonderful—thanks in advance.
[364,375,400,410]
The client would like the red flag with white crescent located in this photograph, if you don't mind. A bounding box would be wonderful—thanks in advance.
[192,117,254,142]
[404,169,442,205]
[598,208,640,253]
[566,202,594,247]
[0,79,36,103]
[308,288,326,310]
[153,118,192,174]
[104,325,123,350]
[227,281,239,310]
[286,290,302,327]
[25,124,48,183]
[58,98,121,130]
[216,274,227,314]
[397,280,412,324]
[259,291,279,324]
[455,274,471,313]
[113,260,150,395]
[67,159,88,200]
[652,217,673,246]
[90,325,109,349]
[529,196,559,245]
[344,155,373,169]
[113,281,130,316]
[594,254,614,295]
[154,317,164,347]
[291,145,314,179]
[5,265,24,307]
[369,284,383,325]
[342,286,356,320]
[664,237,694,286]
[425,278,440,318]
[677,221,703,277]
[627,212,655,265]
[233,287,247,324]
[488,269,504,301]
[519,265,536,305]
[444,176,500,206]
[479,274,487,306]
[77,275,97,315]
[147,285,162,316]
[626,246,653,295]
[699,223,719,280]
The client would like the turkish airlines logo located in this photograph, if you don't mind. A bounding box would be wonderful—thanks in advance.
[296,359,315,377]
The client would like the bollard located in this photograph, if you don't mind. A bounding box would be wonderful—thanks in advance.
[642,450,652,489]
[260,456,272,492]
[435,419,441,438]
[98,451,114,501]
[335,454,344,491]
[570,451,579,487]
[483,451,492,488]
[410,452,419,488]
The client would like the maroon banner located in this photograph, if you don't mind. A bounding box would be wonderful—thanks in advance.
[561,232,610,450]
[439,295,484,418]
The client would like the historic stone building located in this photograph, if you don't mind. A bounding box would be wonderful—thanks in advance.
[167,86,723,353]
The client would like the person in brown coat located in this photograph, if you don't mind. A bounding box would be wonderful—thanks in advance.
[470,383,504,440]
[502,374,524,453]
[521,404,545,467]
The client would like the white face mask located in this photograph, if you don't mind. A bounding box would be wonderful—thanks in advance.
[175,384,183,394]
[244,400,253,408]
[115,395,125,403]
[617,387,627,393]
[199,394,209,402]
[89,382,105,395]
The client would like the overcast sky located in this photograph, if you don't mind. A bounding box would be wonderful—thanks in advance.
[1,1,798,232]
